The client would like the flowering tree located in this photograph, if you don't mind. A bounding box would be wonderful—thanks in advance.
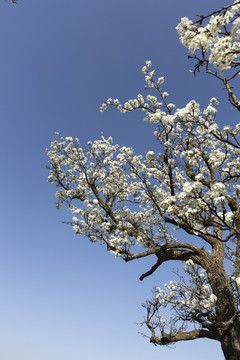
[47,2,240,359]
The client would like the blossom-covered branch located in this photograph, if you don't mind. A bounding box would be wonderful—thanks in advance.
[177,1,240,110]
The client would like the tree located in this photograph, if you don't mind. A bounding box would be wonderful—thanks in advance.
[47,2,240,359]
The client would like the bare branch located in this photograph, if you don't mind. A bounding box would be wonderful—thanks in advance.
[149,328,219,345]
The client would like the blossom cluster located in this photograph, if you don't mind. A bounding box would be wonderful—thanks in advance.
[176,1,240,75]
[47,106,240,254]
[47,133,177,256]
[155,260,217,315]
[96,62,240,242]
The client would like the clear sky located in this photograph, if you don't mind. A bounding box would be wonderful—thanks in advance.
[1,0,236,359]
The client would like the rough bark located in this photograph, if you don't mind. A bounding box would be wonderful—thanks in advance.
[205,242,240,360]
[221,322,240,360]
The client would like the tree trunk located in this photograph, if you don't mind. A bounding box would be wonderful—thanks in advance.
[221,323,240,360]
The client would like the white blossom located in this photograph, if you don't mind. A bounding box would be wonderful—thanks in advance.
[176,3,240,75]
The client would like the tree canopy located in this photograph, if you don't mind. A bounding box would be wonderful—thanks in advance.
[47,2,240,359]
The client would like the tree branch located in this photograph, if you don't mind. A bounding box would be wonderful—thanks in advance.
[150,328,219,345]
[124,242,210,280]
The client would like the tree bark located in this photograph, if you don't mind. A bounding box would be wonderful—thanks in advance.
[221,322,240,360]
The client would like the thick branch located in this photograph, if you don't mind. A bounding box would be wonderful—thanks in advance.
[139,258,163,281]
[150,328,219,345]
[124,243,210,280]
[193,312,240,337]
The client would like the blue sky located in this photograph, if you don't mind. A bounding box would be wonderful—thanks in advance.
[0,0,235,359]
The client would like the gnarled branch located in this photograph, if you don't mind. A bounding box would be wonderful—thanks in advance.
[149,328,219,345]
